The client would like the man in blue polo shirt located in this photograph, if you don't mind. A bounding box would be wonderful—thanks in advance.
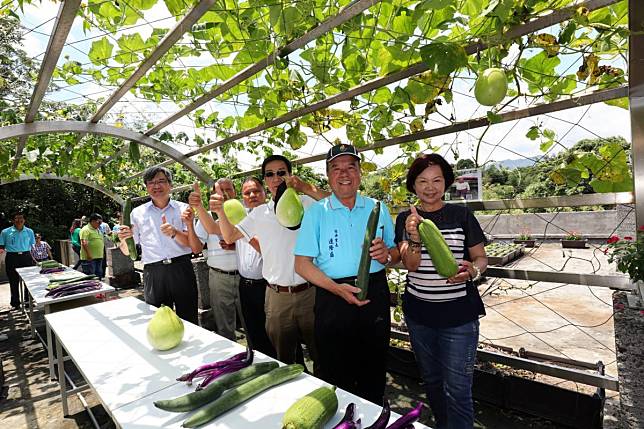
[0,212,36,310]
[294,144,400,404]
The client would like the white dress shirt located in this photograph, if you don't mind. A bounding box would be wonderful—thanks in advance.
[236,195,314,286]
[194,220,237,271]
[130,199,191,265]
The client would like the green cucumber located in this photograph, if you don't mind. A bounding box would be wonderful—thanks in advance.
[154,362,279,412]
[281,386,338,429]
[123,198,138,261]
[355,201,380,300]
[418,218,459,278]
[182,364,304,428]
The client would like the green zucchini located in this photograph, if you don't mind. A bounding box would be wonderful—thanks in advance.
[154,362,278,412]
[418,218,459,278]
[122,198,138,261]
[355,201,380,300]
[281,386,338,429]
[182,364,304,428]
[129,141,140,163]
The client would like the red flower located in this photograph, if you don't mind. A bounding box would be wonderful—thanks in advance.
[607,235,620,244]
[624,236,633,241]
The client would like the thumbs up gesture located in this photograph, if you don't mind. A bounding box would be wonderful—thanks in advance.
[405,205,423,242]
[188,182,202,209]
[160,214,176,238]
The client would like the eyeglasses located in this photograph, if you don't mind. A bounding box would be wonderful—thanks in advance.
[147,179,169,186]
[264,170,287,178]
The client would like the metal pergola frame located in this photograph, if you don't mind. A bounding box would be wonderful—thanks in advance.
[0,0,641,416]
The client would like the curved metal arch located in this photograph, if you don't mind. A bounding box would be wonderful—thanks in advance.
[0,174,125,206]
[0,121,213,186]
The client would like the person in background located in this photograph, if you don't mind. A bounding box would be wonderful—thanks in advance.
[454,176,470,199]
[80,213,105,279]
[294,144,399,404]
[31,233,53,262]
[70,218,82,269]
[118,166,201,324]
[0,212,36,310]
[396,153,487,429]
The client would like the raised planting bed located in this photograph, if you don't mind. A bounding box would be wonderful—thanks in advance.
[561,239,588,249]
[484,242,524,266]
[513,239,536,248]
[387,345,605,429]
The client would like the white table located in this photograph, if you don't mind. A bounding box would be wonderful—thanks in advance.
[46,297,430,428]
[16,266,116,379]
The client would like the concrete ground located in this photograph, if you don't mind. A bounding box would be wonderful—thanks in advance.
[0,243,623,428]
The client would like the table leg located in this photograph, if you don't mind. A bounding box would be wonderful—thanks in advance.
[55,336,69,416]
[28,295,35,339]
[45,305,56,380]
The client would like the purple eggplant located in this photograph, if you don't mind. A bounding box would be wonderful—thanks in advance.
[332,403,357,429]
[386,403,423,429]
[177,347,254,389]
[333,418,361,429]
[364,398,390,429]
[45,281,101,298]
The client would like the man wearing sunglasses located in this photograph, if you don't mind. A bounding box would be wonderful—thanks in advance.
[197,154,329,374]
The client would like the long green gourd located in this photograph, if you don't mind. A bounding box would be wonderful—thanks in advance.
[281,386,338,429]
[356,201,380,301]
[182,364,304,428]
[122,198,138,261]
[418,219,459,278]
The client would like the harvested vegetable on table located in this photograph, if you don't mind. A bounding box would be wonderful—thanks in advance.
[147,305,184,351]
[47,274,97,288]
[386,402,423,428]
[177,347,254,390]
[364,398,391,429]
[282,385,338,429]
[44,280,102,298]
[182,364,304,428]
[154,361,278,412]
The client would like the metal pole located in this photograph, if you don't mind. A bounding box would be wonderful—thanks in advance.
[628,0,644,307]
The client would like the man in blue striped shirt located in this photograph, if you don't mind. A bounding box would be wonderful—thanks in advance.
[0,212,36,310]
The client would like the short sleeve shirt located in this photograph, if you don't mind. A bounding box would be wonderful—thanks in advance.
[31,241,51,260]
[394,204,486,328]
[79,224,104,260]
[294,193,395,279]
[0,226,35,252]
[130,199,192,264]
[194,220,237,271]
[236,195,314,286]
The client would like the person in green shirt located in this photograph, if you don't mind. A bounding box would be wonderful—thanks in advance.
[79,213,105,279]
[69,218,82,269]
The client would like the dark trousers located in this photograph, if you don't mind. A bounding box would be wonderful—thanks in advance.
[238,276,276,358]
[6,252,34,308]
[72,244,82,270]
[143,255,198,324]
[314,270,390,404]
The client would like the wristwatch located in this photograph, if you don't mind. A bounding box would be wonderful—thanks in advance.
[385,253,392,265]
[471,264,481,282]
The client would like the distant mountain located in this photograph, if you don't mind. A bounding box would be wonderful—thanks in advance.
[492,157,539,169]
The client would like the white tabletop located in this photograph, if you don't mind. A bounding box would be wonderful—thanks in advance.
[16,266,115,307]
[45,297,430,428]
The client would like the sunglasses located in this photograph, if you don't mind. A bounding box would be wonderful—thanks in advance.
[264,170,288,178]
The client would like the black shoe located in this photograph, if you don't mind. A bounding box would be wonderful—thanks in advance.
[11,305,21,311]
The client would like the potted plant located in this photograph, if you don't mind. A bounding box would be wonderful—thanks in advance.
[606,227,644,285]
[514,231,536,248]
[561,231,587,249]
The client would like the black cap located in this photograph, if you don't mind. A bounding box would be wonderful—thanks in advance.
[326,144,360,163]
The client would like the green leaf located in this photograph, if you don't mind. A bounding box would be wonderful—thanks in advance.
[420,43,468,75]
[540,139,554,152]
[89,38,113,66]
[519,51,560,94]
[526,126,539,140]
[392,12,414,36]
[605,97,629,109]
[486,111,502,124]
[423,0,456,8]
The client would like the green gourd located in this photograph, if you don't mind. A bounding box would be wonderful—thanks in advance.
[122,198,138,261]
[418,218,459,278]
[356,201,380,300]
[281,386,338,429]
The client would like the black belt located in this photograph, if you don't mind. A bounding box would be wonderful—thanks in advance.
[210,267,239,276]
[7,251,29,255]
[332,275,357,286]
[240,276,266,286]
[145,254,191,267]
[267,282,311,294]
